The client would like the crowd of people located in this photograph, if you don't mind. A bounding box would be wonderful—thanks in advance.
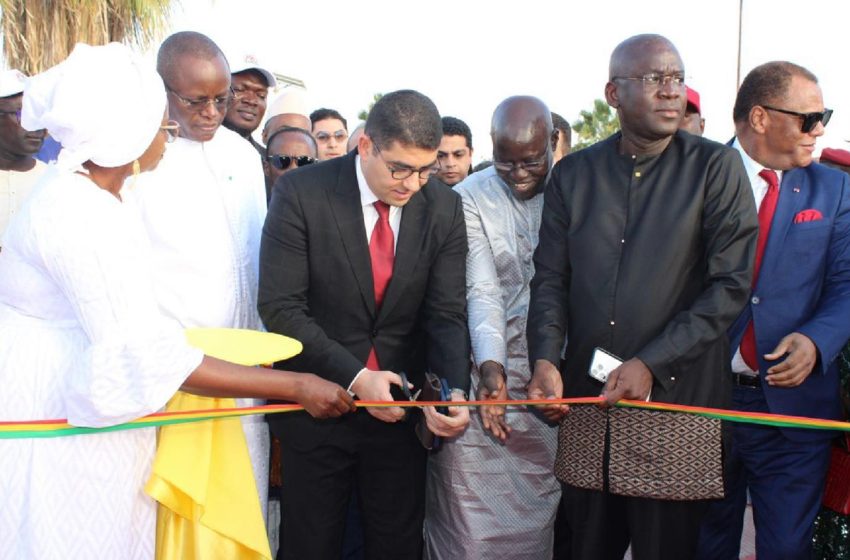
[0,28,849,560]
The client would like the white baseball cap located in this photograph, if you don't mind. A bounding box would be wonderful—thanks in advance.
[228,52,276,88]
[0,69,27,98]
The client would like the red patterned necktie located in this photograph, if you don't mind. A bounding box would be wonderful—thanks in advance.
[741,169,780,371]
[366,201,394,370]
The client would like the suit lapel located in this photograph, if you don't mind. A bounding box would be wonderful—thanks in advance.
[328,153,376,316]
[758,167,808,285]
[377,189,427,322]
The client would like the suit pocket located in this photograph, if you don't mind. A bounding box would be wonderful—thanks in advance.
[789,219,831,233]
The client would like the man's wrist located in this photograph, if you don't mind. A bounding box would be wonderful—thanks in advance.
[347,367,368,396]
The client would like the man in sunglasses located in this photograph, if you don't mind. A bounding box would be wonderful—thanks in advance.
[263,126,317,200]
[0,69,47,247]
[310,107,349,160]
[128,31,272,521]
[697,61,850,560]
[259,89,470,560]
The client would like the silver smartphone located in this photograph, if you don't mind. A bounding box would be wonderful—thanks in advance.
[588,347,623,383]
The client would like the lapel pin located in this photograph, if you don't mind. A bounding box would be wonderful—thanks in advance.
[793,187,800,193]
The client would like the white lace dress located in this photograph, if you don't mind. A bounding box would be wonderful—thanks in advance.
[0,168,202,560]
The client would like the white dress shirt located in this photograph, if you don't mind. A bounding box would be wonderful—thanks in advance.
[730,138,783,375]
[356,154,402,249]
[349,155,404,391]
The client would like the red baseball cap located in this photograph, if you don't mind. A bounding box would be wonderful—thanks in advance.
[820,148,850,167]
[685,86,701,115]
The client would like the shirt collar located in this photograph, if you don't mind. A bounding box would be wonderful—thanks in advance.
[732,137,783,187]
[355,154,379,208]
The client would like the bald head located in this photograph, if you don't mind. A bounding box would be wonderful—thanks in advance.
[490,96,555,201]
[491,96,553,144]
[609,34,680,80]
[157,31,227,84]
[157,31,230,143]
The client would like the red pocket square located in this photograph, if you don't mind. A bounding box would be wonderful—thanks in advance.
[794,209,823,223]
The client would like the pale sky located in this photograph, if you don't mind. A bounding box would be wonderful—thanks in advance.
[166,0,847,163]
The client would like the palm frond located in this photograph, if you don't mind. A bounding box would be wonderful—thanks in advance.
[1,0,174,74]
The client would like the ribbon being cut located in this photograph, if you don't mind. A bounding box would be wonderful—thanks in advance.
[3,327,850,560]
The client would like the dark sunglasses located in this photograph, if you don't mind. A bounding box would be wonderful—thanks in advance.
[762,105,833,133]
[267,154,316,170]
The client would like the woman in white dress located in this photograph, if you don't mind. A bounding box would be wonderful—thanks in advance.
[0,43,354,560]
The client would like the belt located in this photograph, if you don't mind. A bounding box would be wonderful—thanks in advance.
[733,372,761,388]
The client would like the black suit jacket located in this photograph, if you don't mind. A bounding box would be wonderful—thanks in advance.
[259,150,470,400]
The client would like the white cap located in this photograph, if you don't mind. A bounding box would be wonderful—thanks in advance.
[228,52,276,88]
[265,87,309,119]
[0,69,27,98]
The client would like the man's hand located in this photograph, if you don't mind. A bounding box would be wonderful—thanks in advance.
[765,332,818,387]
[527,359,568,422]
[350,369,407,422]
[477,361,511,442]
[602,358,652,406]
[295,374,357,419]
[422,390,470,438]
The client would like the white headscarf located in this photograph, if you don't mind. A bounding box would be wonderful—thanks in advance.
[21,42,166,170]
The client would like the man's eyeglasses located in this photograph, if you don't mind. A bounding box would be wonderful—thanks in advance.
[612,73,686,90]
[267,154,316,170]
[492,157,548,174]
[166,86,232,113]
[0,109,22,123]
[374,146,439,181]
[160,120,181,143]
[315,130,348,143]
[762,105,833,134]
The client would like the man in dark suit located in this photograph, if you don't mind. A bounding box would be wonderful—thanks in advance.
[259,89,471,560]
[697,61,850,560]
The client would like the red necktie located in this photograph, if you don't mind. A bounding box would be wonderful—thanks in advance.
[740,169,780,371]
[366,201,394,370]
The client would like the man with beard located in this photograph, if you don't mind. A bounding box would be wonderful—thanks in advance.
[223,52,276,158]
[526,34,757,558]
[423,96,561,559]
[0,69,47,246]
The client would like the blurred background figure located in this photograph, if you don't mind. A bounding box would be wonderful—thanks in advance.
[310,107,348,160]
[680,85,705,136]
[551,111,572,162]
[263,88,311,144]
[436,116,474,187]
[0,69,47,247]
[264,126,317,199]
[223,52,277,157]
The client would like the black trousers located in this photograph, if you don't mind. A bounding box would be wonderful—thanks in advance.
[275,410,426,560]
[561,484,711,560]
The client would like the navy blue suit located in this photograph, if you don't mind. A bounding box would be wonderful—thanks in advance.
[699,160,850,559]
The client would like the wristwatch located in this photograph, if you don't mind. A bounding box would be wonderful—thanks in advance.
[450,388,468,400]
